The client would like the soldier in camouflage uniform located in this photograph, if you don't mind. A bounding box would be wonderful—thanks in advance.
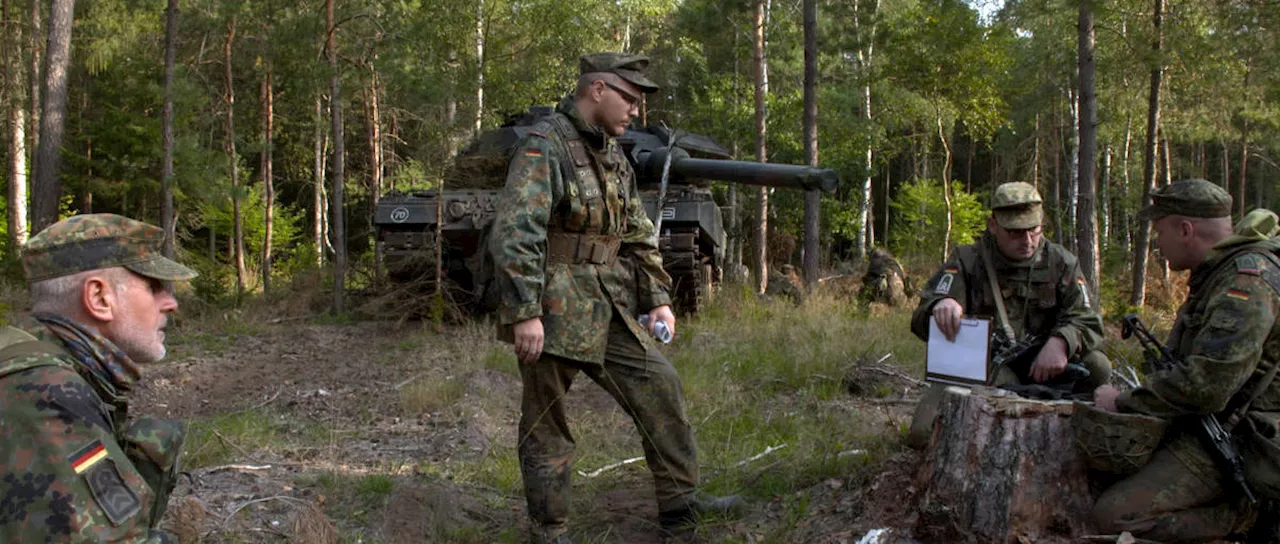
[1091,180,1280,542]
[487,53,741,543]
[0,214,197,542]
[905,182,1111,447]
[859,247,908,306]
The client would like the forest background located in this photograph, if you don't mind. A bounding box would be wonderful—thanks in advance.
[0,0,1278,313]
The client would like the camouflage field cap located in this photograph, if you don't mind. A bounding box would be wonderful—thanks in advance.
[21,214,198,283]
[580,52,659,93]
[991,182,1044,230]
[1137,178,1232,221]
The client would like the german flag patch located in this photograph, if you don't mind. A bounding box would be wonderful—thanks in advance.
[944,266,959,274]
[1227,289,1251,301]
[70,440,108,474]
[524,149,543,158]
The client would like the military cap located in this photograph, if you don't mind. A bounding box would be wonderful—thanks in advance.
[579,52,659,93]
[991,182,1044,230]
[1137,178,1232,221]
[21,214,198,283]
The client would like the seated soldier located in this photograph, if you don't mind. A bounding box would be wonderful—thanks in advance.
[0,214,198,542]
[860,247,908,306]
[905,182,1111,448]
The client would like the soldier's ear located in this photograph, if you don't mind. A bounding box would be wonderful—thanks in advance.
[81,275,116,323]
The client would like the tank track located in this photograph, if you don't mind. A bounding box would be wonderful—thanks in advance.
[660,226,717,313]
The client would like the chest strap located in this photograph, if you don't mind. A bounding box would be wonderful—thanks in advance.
[547,232,621,266]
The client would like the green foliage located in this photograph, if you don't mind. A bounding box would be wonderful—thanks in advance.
[890,179,988,260]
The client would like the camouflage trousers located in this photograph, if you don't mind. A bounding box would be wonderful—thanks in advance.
[517,312,698,532]
[1092,445,1252,542]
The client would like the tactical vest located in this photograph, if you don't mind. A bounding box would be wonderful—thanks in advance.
[529,113,628,266]
[0,325,183,527]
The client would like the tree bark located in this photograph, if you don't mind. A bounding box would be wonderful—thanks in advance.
[914,387,1093,543]
[1076,0,1100,306]
[752,0,769,294]
[327,0,347,313]
[161,0,178,258]
[1100,144,1111,251]
[1238,132,1249,217]
[28,0,39,162]
[4,0,28,250]
[1130,0,1163,308]
[366,67,383,281]
[261,70,274,293]
[473,0,484,137]
[223,16,246,296]
[801,0,818,289]
[314,95,326,267]
[937,111,952,262]
[1066,86,1079,255]
[31,0,74,233]
[854,0,878,258]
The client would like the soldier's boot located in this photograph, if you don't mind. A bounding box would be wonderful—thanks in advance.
[658,492,746,533]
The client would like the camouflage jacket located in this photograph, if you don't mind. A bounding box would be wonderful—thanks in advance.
[0,320,177,543]
[488,96,672,364]
[910,233,1103,359]
[1116,237,1280,485]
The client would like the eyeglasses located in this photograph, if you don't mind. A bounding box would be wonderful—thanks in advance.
[1003,226,1043,238]
[603,81,640,107]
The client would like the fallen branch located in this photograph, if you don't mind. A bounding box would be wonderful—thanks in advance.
[867,398,918,405]
[267,314,320,324]
[222,495,310,525]
[577,456,645,478]
[251,389,283,410]
[734,443,788,467]
[210,430,256,462]
[864,364,925,387]
[394,374,423,390]
[202,464,273,473]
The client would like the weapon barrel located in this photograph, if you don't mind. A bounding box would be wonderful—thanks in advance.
[671,157,839,193]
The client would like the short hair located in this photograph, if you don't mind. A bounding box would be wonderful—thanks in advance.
[575,72,611,98]
[30,267,132,315]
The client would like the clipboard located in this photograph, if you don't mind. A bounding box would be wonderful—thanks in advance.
[925,316,992,386]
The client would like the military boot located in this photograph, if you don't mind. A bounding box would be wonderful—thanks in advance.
[658,492,745,532]
[530,523,575,544]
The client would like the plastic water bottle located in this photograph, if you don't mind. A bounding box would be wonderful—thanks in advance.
[637,315,673,344]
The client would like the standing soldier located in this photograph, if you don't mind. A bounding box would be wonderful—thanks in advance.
[487,53,742,544]
[1091,180,1280,542]
[0,214,197,542]
[906,182,1111,447]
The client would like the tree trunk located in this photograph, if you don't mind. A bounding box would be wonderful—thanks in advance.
[1032,113,1040,187]
[28,0,39,162]
[31,0,74,233]
[1162,138,1172,186]
[1221,140,1229,191]
[223,17,246,297]
[1238,134,1249,217]
[327,0,347,313]
[1076,0,1100,306]
[366,68,383,282]
[473,0,484,137]
[261,70,274,293]
[1101,144,1111,251]
[752,0,769,294]
[801,0,818,289]
[937,112,952,262]
[854,0,878,258]
[1130,0,1163,308]
[5,0,28,250]
[161,0,178,258]
[1122,116,1133,257]
[314,95,326,267]
[1066,86,1079,255]
[914,387,1093,543]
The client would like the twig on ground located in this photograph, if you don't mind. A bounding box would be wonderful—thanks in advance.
[734,443,788,467]
[267,314,320,324]
[394,374,423,390]
[867,398,918,405]
[577,456,645,478]
[838,449,867,458]
[202,464,272,473]
[222,495,310,525]
[873,353,893,365]
[251,388,283,409]
[210,430,256,461]
[864,364,925,387]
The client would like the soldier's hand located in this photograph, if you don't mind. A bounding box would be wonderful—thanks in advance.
[932,298,963,341]
[1029,336,1069,383]
[513,317,544,365]
[648,305,676,339]
[1094,385,1121,412]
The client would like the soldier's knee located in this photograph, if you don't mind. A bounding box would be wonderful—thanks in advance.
[1082,349,1113,388]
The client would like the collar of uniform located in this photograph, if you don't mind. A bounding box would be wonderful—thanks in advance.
[556,94,609,150]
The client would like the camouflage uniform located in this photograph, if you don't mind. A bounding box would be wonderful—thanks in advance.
[859,247,908,306]
[1092,180,1280,542]
[487,53,701,537]
[0,214,196,542]
[906,183,1110,447]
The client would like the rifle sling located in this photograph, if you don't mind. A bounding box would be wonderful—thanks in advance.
[979,242,1017,344]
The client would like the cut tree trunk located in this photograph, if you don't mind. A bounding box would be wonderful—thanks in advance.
[914,387,1093,543]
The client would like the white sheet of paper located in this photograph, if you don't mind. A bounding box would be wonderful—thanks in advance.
[926,317,990,384]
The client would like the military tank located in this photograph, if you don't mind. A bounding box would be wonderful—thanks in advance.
[374,108,838,313]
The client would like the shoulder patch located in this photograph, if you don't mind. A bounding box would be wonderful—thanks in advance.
[1236,253,1263,275]
[83,459,141,526]
[69,440,109,474]
[527,129,547,138]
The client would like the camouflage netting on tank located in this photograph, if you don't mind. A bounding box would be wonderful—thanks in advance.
[1071,401,1168,476]
[442,155,510,190]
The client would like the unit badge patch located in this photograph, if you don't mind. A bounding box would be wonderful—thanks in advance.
[935,273,955,295]
[71,441,140,527]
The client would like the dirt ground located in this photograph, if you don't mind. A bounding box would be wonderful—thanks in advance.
[134,320,928,543]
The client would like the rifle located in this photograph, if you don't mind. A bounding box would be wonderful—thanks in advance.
[990,333,1092,389]
[1120,314,1258,505]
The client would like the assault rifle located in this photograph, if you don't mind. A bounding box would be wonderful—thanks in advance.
[1120,314,1258,504]
[991,333,1092,389]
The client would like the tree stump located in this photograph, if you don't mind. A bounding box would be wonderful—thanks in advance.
[913,386,1093,543]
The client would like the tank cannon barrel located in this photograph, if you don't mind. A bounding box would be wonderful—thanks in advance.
[633,147,839,193]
